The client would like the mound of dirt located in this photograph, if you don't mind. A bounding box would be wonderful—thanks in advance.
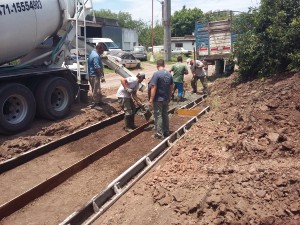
[97,72,300,225]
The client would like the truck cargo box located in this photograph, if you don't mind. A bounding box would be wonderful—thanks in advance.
[195,20,238,60]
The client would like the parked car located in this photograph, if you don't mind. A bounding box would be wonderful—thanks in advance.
[132,46,147,61]
[171,47,192,56]
[109,51,141,69]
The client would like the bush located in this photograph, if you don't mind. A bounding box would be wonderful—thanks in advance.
[234,0,300,79]
[288,52,300,72]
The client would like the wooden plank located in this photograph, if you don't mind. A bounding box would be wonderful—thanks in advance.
[176,109,201,116]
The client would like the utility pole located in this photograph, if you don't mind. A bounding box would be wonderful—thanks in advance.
[163,0,171,61]
[161,0,164,21]
[150,0,155,62]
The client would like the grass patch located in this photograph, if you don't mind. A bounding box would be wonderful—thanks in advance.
[104,67,113,73]
[8,59,20,66]
[147,52,195,64]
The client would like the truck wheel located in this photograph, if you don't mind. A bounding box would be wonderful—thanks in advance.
[0,83,36,134]
[35,77,74,120]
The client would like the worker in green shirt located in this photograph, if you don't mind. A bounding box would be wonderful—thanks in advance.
[169,56,188,102]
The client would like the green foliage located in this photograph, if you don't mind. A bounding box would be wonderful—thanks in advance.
[93,9,115,20]
[9,60,20,66]
[202,10,232,23]
[138,22,164,49]
[171,7,237,37]
[232,11,258,34]
[234,0,300,79]
[234,32,263,78]
[288,52,300,72]
[104,67,113,74]
[93,10,145,31]
[171,6,203,37]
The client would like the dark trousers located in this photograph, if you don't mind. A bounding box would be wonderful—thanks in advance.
[191,76,208,94]
[153,101,169,136]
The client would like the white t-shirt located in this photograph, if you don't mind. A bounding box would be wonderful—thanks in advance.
[190,60,205,77]
[116,76,139,98]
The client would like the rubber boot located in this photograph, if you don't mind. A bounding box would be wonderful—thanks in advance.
[174,96,179,102]
[129,115,137,129]
[124,115,133,132]
[191,77,197,93]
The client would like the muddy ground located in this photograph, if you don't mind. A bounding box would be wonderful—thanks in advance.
[0,62,299,225]
[96,72,300,225]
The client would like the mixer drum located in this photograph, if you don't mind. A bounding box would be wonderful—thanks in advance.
[0,0,76,65]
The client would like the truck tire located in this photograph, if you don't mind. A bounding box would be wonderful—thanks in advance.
[0,83,36,134]
[35,77,74,120]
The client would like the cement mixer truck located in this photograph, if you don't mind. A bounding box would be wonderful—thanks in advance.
[0,0,143,134]
[0,0,94,134]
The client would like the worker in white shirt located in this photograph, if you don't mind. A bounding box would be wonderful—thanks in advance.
[187,58,209,95]
[116,73,145,132]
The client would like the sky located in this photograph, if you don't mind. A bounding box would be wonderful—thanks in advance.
[92,0,261,23]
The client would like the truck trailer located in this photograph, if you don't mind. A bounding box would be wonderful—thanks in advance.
[195,19,238,74]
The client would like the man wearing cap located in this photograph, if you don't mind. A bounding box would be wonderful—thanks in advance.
[187,58,208,95]
[169,56,188,102]
[117,73,145,132]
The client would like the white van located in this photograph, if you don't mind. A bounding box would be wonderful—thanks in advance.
[86,38,121,52]
[148,45,164,53]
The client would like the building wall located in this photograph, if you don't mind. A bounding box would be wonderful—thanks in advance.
[83,16,138,51]
[83,26,102,38]
[102,26,123,49]
[122,28,138,51]
[171,41,194,51]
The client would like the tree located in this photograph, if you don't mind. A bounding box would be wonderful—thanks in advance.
[93,10,145,34]
[231,11,258,35]
[171,7,234,37]
[234,0,300,78]
[171,6,204,37]
[138,22,164,49]
[202,10,232,23]
[93,9,115,20]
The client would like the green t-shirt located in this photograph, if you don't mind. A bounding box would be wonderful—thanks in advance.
[170,63,188,83]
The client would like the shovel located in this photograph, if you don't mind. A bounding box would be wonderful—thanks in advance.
[135,104,152,121]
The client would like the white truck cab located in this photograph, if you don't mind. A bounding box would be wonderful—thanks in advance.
[86,38,121,52]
